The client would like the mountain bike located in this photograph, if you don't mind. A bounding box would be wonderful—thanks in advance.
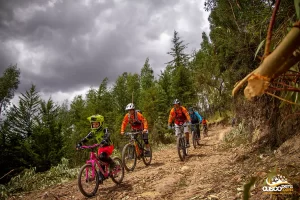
[190,123,200,149]
[172,124,189,161]
[77,144,124,197]
[122,131,152,171]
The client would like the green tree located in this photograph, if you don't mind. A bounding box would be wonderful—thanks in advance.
[0,65,20,116]
[158,65,173,104]
[140,58,154,90]
[113,73,130,112]
[33,98,64,170]
[165,31,195,106]
[0,85,41,182]
[7,85,40,138]
[167,31,189,68]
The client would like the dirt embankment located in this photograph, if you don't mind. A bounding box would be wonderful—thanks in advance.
[8,126,300,200]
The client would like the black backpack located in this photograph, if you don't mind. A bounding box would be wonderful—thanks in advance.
[127,110,142,126]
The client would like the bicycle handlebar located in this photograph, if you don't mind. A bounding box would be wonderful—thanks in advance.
[77,143,101,150]
[124,131,142,136]
[170,125,189,129]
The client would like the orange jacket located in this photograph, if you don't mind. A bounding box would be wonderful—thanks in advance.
[168,106,191,125]
[202,119,208,125]
[121,112,148,132]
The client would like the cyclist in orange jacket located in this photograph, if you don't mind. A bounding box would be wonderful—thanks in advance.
[120,103,151,156]
[168,99,191,147]
[202,117,208,137]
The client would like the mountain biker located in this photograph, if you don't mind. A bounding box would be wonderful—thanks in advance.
[168,99,191,147]
[76,114,116,170]
[202,117,208,136]
[120,103,151,156]
[188,107,202,144]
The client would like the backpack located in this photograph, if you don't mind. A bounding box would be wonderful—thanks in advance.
[190,112,199,123]
[128,110,142,126]
[174,107,187,122]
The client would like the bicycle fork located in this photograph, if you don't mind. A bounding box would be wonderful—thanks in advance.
[134,142,143,159]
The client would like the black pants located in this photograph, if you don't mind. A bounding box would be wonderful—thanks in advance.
[191,123,200,138]
[99,152,113,165]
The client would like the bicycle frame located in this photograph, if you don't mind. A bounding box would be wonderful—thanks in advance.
[126,131,144,157]
[81,144,112,180]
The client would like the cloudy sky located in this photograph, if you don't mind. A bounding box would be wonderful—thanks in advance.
[0,0,210,104]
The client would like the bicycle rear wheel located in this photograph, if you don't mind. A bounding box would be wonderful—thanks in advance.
[142,146,152,166]
[177,137,186,161]
[192,131,197,149]
[121,143,137,171]
[110,157,124,184]
[78,164,100,197]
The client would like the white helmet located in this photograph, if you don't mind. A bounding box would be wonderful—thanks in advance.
[125,103,135,111]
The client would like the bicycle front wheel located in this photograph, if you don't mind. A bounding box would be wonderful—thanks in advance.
[78,164,100,197]
[177,137,186,161]
[110,157,124,184]
[142,146,152,166]
[122,143,137,171]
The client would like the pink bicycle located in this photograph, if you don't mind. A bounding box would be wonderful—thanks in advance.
[77,144,124,197]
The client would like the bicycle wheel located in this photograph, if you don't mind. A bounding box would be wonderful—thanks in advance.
[177,137,186,161]
[204,127,208,137]
[110,157,124,184]
[192,131,197,149]
[121,143,137,171]
[184,137,188,156]
[78,164,100,197]
[142,146,152,166]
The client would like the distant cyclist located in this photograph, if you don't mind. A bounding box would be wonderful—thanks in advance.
[188,107,202,144]
[168,99,191,147]
[202,117,208,137]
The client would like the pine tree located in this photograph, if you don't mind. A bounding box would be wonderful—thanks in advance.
[166,31,189,68]
[7,85,40,138]
[33,98,63,170]
[140,58,154,90]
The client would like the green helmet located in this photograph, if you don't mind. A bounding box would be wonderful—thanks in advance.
[87,114,104,130]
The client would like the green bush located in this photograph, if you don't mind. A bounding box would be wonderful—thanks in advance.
[0,158,79,198]
[223,120,250,147]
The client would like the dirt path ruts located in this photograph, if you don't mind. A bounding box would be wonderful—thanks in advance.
[9,126,237,200]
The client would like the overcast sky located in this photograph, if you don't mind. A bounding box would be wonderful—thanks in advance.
[0,0,210,104]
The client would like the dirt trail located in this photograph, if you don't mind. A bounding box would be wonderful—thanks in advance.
[7,126,256,200]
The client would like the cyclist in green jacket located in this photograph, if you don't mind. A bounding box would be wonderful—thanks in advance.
[76,114,116,170]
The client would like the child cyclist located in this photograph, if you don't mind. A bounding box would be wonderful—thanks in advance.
[76,114,116,170]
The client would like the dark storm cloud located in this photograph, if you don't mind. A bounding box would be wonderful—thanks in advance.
[0,0,209,99]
